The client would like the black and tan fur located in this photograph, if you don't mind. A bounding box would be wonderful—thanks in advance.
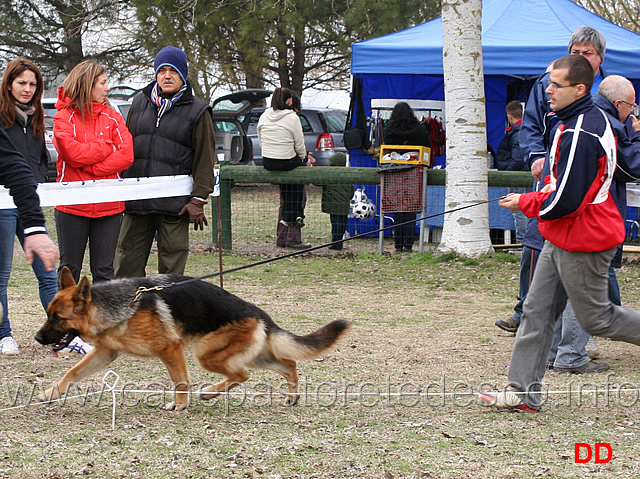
[35,267,349,411]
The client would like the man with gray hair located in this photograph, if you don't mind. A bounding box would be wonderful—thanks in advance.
[568,26,607,90]
[496,26,610,336]
[523,26,607,180]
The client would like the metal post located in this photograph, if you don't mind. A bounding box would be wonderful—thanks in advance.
[378,177,384,255]
[419,167,428,252]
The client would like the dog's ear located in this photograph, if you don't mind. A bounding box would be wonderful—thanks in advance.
[58,266,77,289]
[73,276,92,306]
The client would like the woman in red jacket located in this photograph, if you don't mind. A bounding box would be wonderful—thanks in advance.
[53,60,133,283]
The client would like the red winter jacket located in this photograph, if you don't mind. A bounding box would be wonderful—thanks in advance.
[53,88,134,218]
[518,95,624,253]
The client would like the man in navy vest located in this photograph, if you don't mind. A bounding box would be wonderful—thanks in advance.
[115,46,216,277]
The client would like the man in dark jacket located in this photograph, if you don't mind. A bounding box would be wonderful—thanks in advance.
[115,46,215,277]
[495,101,526,171]
[0,124,58,270]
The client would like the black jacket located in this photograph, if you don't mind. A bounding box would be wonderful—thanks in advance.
[124,81,212,216]
[2,114,48,182]
[0,124,46,234]
[495,123,527,171]
[384,122,431,148]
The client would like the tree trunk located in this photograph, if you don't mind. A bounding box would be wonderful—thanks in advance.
[438,0,493,258]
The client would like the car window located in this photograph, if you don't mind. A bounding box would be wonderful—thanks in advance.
[43,103,56,131]
[246,111,262,135]
[299,114,313,133]
[116,103,131,120]
[324,111,348,133]
[215,120,240,134]
[213,98,253,114]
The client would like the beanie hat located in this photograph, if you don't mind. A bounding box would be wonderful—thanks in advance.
[154,46,188,84]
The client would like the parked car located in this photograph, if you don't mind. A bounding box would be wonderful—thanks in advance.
[242,106,347,166]
[211,89,273,165]
[42,97,132,181]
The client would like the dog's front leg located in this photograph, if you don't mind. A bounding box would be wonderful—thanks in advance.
[38,348,119,403]
[158,343,191,411]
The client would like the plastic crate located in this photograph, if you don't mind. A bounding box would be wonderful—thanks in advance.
[380,167,424,212]
[379,145,431,166]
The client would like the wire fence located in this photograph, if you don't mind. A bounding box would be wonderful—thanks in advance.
[203,183,388,255]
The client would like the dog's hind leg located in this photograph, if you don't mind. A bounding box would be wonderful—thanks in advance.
[254,357,300,406]
[157,342,191,411]
[197,366,250,401]
[193,319,262,401]
[38,348,119,403]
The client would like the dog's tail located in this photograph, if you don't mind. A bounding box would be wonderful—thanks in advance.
[268,320,350,360]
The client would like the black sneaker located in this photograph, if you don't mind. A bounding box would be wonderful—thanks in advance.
[553,360,610,374]
[495,317,519,333]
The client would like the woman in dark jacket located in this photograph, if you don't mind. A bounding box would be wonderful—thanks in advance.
[383,102,432,252]
[0,57,57,355]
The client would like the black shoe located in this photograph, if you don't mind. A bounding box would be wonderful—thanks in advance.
[328,245,343,250]
[553,360,610,374]
[495,317,519,333]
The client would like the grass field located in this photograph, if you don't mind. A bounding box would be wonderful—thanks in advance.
[1,211,640,477]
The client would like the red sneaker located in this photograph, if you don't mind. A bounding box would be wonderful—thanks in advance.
[479,392,539,412]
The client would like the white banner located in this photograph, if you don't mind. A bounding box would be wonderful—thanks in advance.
[0,175,194,209]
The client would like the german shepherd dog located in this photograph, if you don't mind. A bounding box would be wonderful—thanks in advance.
[35,267,349,410]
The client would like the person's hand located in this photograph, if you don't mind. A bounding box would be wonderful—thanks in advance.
[631,114,640,132]
[499,193,521,212]
[305,152,316,166]
[179,198,208,230]
[23,233,59,272]
[531,157,545,181]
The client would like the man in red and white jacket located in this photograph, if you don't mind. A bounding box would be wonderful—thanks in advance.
[482,55,640,412]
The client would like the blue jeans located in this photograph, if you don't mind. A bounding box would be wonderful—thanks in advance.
[512,246,539,325]
[547,265,621,368]
[547,300,590,368]
[0,208,58,338]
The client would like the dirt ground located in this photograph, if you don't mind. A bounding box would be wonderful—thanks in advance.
[2,245,640,478]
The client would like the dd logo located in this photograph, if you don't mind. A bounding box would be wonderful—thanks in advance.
[575,443,613,463]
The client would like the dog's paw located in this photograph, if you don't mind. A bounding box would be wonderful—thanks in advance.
[199,385,221,401]
[284,394,299,407]
[36,387,59,403]
[163,401,188,411]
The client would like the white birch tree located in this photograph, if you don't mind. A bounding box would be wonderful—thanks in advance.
[438,0,493,257]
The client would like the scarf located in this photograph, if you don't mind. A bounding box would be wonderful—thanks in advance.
[15,102,35,128]
[150,82,187,125]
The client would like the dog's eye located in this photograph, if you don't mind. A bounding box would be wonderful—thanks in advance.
[52,313,67,324]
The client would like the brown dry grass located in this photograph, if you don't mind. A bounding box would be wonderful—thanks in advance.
[2,231,640,478]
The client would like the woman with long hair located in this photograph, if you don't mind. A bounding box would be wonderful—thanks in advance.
[53,59,133,286]
[383,102,431,252]
[258,87,314,249]
[0,57,57,355]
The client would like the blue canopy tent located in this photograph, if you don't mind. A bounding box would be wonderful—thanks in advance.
[350,0,640,164]
[347,0,640,238]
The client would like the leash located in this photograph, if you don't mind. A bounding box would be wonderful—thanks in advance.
[129,195,507,303]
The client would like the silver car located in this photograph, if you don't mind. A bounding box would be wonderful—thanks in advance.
[243,106,347,166]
